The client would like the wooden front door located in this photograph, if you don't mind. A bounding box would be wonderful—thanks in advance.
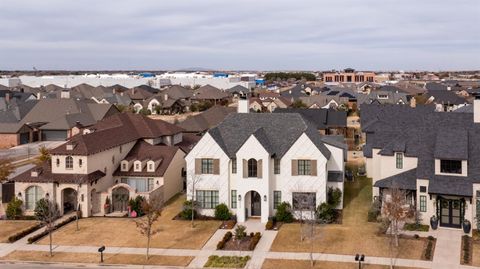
[251,192,261,216]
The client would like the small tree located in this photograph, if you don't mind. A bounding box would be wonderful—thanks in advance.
[382,187,414,269]
[135,195,163,260]
[187,171,202,228]
[6,197,23,219]
[36,147,51,164]
[0,158,13,182]
[275,202,293,223]
[34,198,59,257]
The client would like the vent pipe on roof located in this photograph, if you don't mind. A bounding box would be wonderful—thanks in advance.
[474,94,480,123]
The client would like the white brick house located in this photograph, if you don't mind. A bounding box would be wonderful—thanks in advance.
[186,102,346,223]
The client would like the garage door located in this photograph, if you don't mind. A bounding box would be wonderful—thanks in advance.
[41,130,67,141]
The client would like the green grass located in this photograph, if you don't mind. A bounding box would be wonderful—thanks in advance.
[404,223,429,232]
[204,255,251,268]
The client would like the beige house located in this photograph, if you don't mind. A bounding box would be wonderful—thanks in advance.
[12,113,191,217]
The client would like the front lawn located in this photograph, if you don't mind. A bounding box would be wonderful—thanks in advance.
[2,250,193,266]
[37,194,220,249]
[0,220,40,243]
[262,259,422,269]
[204,255,250,268]
[270,169,430,260]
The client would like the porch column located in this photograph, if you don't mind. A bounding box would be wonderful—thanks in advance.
[237,192,246,222]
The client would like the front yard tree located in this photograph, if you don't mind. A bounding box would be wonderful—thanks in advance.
[187,171,202,228]
[136,195,163,260]
[34,198,60,257]
[36,146,51,164]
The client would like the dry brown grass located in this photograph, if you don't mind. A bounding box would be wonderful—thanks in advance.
[37,194,220,249]
[472,242,480,267]
[270,174,427,260]
[0,220,39,243]
[262,259,422,269]
[2,250,193,266]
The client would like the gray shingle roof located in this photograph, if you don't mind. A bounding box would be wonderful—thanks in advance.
[273,108,347,130]
[207,113,331,159]
[374,168,417,191]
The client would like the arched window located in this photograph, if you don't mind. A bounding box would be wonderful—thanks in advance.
[248,158,257,177]
[65,156,73,169]
[25,186,44,210]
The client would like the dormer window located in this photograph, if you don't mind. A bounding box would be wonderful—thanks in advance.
[135,163,140,171]
[440,160,462,174]
[378,94,388,99]
[395,153,403,169]
[121,162,127,171]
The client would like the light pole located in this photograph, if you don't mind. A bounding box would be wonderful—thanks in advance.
[355,254,365,269]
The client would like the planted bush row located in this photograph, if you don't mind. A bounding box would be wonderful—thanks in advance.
[27,216,77,244]
[7,223,43,243]
[217,231,232,250]
[424,236,435,260]
[462,235,472,264]
[248,232,261,251]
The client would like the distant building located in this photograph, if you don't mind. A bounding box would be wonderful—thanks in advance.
[323,69,375,83]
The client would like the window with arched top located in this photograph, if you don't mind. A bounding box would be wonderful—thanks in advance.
[65,156,73,169]
[25,186,44,210]
[248,158,257,177]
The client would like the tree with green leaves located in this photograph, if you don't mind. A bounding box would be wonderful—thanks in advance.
[36,146,51,164]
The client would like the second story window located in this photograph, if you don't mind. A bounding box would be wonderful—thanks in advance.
[56,158,60,167]
[440,160,462,174]
[78,159,83,168]
[298,160,311,175]
[248,158,257,177]
[274,158,280,174]
[201,159,213,174]
[65,156,73,170]
[231,158,237,174]
[396,153,403,169]
[122,163,127,171]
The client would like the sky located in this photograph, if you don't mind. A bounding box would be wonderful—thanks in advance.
[0,0,479,71]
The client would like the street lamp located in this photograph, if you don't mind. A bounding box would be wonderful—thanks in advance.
[355,254,365,269]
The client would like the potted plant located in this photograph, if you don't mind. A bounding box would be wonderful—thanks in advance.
[463,219,471,234]
[430,215,438,230]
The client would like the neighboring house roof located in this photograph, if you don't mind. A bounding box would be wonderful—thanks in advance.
[13,162,105,184]
[427,91,467,105]
[454,105,473,113]
[227,85,249,95]
[206,113,332,159]
[374,168,417,191]
[425,82,448,91]
[162,85,193,99]
[393,81,427,95]
[177,105,235,133]
[127,87,154,100]
[356,91,408,105]
[192,85,229,100]
[50,112,184,156]
[136,84,159,94]
[273,108,347,129]
[361,104,480,197]
[113,141,180,177]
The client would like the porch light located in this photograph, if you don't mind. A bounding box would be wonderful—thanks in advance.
[263,195,267,202]
[238,195,241,201]
[45,193,50,199]
[17,192,22,197]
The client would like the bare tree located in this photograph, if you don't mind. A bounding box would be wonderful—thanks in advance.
[136,195,163,260]
[34,198,60,257]
[186,171,202,228]
[295,193,318,268]
[382,186,414,269]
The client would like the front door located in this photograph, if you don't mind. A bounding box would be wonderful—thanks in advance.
[440,199,462,228]
[251,192,261,216]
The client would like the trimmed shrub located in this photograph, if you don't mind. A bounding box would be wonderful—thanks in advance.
[214,203,231,221]
[128,196,145,217]
[327,187,342,208]
[234,225,247,241]
[6,197,23,220]
[424,240,434,260]
[180,200,197,220]
[367,199,381,222]
[27,215,76,244]
[8,223,43,243]
[265,220,274,230]
[275,202,293,223]
[316,202,335,223]
[217,231,232,250]
[248,232,262,250]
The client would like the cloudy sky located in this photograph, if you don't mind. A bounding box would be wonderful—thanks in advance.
[0,0,479,71]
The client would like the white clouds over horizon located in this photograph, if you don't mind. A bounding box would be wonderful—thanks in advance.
[0,0,479,70]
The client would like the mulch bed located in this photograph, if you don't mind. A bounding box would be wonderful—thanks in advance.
[223,236,255,251]
[461,235,473,265]
[172,213,216,221]
[220,220,237,229]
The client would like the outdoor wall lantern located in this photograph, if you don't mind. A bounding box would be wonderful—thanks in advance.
[238,195,241,201]
[17,192,22,198]
[263,195,267,202]
[45,193,50,199]
[355,254,365,269]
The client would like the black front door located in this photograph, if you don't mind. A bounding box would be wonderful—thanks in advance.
[440,199,462,228]
[251,192,261,216]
